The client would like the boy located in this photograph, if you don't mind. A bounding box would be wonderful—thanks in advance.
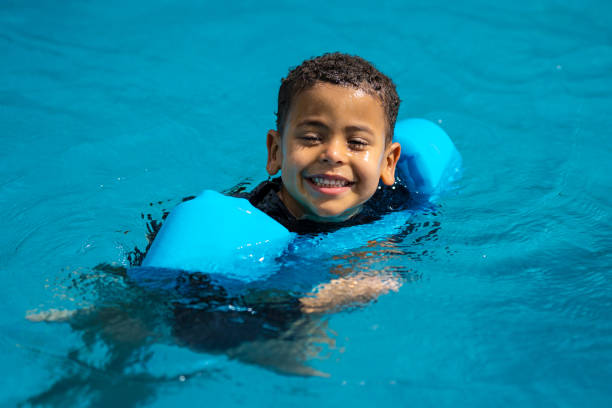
[243,52,412,234]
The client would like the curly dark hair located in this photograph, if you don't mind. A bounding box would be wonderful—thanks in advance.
[276,52,400,143]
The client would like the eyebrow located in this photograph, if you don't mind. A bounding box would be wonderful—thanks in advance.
[345,125,374,135]
[296,119,329,129]
[296,120,375,135]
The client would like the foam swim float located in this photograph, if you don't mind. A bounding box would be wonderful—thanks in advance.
[137,119,461,282]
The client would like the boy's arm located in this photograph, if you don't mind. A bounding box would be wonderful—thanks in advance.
[299,238,405,314]
[299,272,401,314]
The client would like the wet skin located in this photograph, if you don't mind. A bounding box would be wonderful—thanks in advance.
[266,83,401,222]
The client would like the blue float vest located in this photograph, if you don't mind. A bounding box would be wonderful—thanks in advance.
[140,119,461,281]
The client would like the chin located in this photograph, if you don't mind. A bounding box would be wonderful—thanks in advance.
[310,205,357,222]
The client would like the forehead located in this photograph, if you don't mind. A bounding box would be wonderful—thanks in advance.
[286,83,386,132]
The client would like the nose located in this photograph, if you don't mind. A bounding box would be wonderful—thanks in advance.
[320,138,347,164]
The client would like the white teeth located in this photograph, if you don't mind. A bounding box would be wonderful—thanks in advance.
[311,177,350,187]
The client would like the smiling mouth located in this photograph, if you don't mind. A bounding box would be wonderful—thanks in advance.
[306,175,355,188]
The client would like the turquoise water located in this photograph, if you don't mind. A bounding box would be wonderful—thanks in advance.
[1,0,611,406]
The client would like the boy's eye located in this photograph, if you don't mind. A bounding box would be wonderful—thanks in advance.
[299,134,321,143]
[348,139,368,150]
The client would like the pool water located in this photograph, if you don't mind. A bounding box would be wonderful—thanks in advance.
[1,0,611,406]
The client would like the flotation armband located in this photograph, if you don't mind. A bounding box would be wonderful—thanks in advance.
[141,191,293,280]
[395,119,462,198]
[140,119,461,276]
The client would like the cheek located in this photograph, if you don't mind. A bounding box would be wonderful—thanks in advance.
[354,152,384,187]
[284,149,311,172]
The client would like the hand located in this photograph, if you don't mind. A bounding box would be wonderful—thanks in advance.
[26,308,79,322]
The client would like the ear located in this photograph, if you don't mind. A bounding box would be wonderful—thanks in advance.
[266,130,282,175]
[380,142,401,185]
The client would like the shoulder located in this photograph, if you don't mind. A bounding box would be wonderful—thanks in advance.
[243,178,300,232]
[365,178,414,214]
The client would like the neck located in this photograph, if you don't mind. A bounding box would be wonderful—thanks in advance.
[277,186,361,223]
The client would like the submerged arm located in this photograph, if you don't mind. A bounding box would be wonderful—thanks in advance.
[299,271,401,314]
[299,239,404,314]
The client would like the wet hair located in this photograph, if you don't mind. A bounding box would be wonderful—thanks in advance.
[276,52,400,143]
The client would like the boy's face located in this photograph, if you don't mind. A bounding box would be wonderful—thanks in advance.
[266,82,401,221]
